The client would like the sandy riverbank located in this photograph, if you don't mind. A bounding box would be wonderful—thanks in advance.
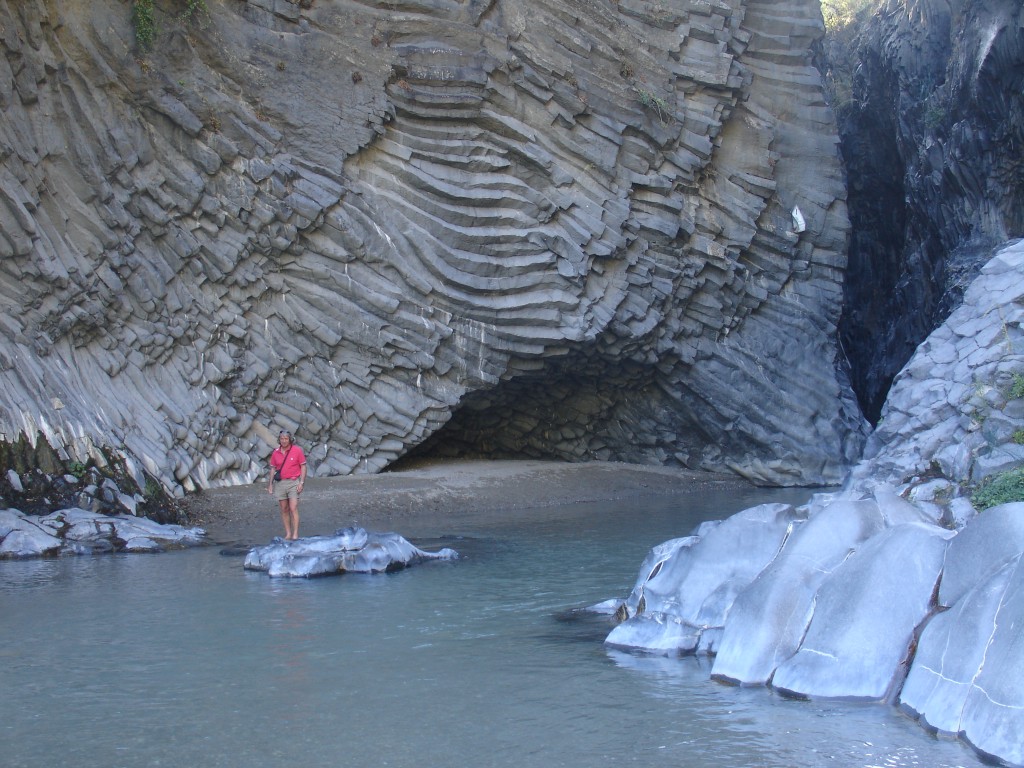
[183,459,754,546]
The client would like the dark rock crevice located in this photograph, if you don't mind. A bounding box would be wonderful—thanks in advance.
[832,0,1024,423]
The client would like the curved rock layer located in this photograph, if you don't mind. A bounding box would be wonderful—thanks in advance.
[0,0,864,494]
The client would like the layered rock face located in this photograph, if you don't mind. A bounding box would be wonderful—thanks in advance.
[0,0,865,495]
[835,0,1024,420]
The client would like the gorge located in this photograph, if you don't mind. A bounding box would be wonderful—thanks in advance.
[3,0,871,495]
[0,2,1019,498]
[2,0,1024,764]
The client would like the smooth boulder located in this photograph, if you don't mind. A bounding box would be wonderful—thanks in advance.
[0,507,206,558]
[899,505,1024,765]
[769,522,949,701]
[606,504,800,655]
[710,497,887,685]
[243,527,458,578]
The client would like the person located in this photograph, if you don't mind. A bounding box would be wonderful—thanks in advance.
[267,430,307,540]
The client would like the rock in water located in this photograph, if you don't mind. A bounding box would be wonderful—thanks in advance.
[603,242,1024,765]
[899,504,1024,765]
[711,498,888,686]
[606,503,801,655]
[243,527,458,578]
[769,522,950,701]
[0,506,206,558]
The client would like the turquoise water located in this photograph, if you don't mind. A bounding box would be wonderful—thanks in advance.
[0,487,983,768]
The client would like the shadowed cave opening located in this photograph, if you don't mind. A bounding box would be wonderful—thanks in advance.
[390,353,713,471]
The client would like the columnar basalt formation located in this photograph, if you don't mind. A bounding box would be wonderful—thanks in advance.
[835,0,1024,421]
[0,0,865,495]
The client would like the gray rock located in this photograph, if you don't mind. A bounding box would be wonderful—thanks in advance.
[0,525,62,558]
[607,241,1024,765]
[617,536,701,619]
[711,497,886,685]
[6,469,23,493]
[122,537,164,553]
[935,502,1024,609]
[770,522,949,701]
[837,0,1022,427]
[900,544,1024,768]
[243,527,458,578]
[956,560,1024,766]
[0,506,205,557]
[855,241,1024,490]
[606,503,799,655]
[0,0,865,491]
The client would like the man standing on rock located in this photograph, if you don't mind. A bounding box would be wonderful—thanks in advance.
[267,430,307,541]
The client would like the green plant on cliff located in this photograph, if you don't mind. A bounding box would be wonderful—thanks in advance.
[131,0,157,50]
[633,86,672,123]
[819,0,876,112]
[131,0,209,51]
[179,0,210,25]
[1010,373,1024,400]
[972,466,1024,511]
[66,461,88,480]
[821,0,874,32]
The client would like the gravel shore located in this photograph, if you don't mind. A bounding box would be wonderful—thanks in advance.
[184,459,752,546]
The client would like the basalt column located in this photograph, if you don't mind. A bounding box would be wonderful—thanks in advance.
[0,0,865,492]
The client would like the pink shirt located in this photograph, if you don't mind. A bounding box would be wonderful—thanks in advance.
[270,445,306,480]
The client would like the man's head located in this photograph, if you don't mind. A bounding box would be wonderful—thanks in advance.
[278,430,293,447]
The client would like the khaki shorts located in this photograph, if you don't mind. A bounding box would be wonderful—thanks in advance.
[273,478,301,501]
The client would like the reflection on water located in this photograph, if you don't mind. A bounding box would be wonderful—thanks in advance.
[0,488,981,768]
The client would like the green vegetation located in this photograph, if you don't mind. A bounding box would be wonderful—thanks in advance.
[131,0,157,50]
[178,0,210,25]
[972,467,1024,511]
[633,86,672,122]
[1010,373,1024,399]
[819,0,877,113]
[924,99,947,132]
[145,474,164,500]
[821,0,874,32]
[66,461,87,480]
[131,0,209,51]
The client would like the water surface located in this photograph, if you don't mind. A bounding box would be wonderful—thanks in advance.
[0,487,982,767]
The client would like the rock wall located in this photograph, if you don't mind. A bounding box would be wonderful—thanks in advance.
[605,239,1024,767]
[834,0,1024,421]
[0,0,865,495]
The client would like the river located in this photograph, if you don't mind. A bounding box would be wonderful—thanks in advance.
[0,485,982,767]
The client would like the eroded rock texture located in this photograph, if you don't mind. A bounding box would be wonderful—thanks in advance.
[835,0,1024,421]
[602,242,1024,766]
[0,0,865,494]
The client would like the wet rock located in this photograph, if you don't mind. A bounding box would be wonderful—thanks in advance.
[0,506,205,558]
[769,522,950,701]
[0,517,62,558]
[899,504,1024,766]
[711,497,887,686]
[606,503,800,655]
[243,527,458,578]
[604,241,1024,765]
